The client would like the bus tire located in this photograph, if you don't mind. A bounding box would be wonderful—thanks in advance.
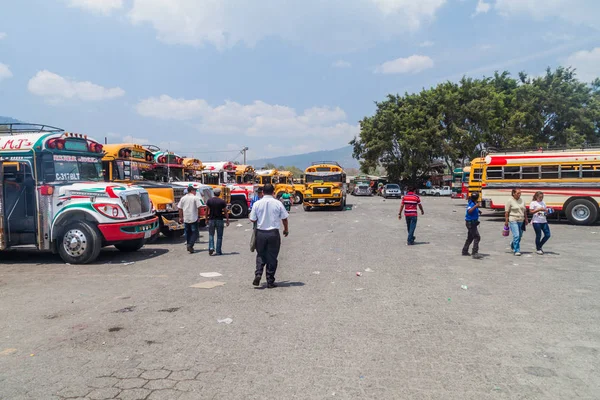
[114,239,145,252]
[294,192,304,204]
[58,220,102,264]
[566,198,598,225]
[230,199,248,219]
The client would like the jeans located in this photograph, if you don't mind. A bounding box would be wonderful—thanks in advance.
[208,219,225,254]
[533,223,551,250]
[405,216,418,245]
[184,222,199,248]
[509,221,524,253]
[255,229,281,284]
[462,220,480,254]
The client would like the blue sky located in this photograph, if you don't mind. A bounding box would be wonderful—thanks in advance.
[1,0,599,161]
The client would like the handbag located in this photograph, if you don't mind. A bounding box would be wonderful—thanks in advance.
[250,221,257,252]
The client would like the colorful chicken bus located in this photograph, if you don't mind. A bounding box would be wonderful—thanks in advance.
[0,124,158,264]
[481,149,600,225]
[278,170,303,204]
[183,158,204,181]
[254,169,301,204]
[202,161,251,218]
[102,143,185,237]
[468,157,485,199]
[452,168,463,198]
[302,162,347,211]
[235,165,255,186]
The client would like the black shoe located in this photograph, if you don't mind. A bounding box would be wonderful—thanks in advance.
[216,252,223,256]
[462,252,471,256]
[209,249,214,255]
[187,246,194,254]
[267,282,277,289]
[253,276,261,286]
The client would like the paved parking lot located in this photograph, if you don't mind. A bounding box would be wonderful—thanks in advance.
[1,196,599,399]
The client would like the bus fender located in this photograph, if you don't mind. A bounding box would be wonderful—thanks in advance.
[50,209,100,241]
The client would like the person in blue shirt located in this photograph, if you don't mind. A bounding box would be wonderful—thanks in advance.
[462,192,483,259]
[249,186,264,211]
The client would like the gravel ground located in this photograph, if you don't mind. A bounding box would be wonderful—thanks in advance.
[1,195,599,400]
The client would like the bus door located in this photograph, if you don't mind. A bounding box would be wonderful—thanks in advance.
[1,161,37,246]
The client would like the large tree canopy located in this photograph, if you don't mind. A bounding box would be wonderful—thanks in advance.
[351,67,600,184]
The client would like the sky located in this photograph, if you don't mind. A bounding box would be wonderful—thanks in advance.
[1,0,599,161]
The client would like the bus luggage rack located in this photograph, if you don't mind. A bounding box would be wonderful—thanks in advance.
[310,161,342,167]
[484,143,600,155]
[0,123,64,136]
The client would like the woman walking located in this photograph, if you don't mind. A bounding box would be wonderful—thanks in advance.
[504,189,528,256]
[530,191,551,254]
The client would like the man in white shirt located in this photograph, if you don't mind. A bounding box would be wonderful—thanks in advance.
[249,184,289,288]
[177,185,203,253]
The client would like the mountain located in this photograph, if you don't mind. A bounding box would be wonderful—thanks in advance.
[249,146,359,170]
[0,116,22,124]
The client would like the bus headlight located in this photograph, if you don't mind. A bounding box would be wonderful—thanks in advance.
[156,203,167,211]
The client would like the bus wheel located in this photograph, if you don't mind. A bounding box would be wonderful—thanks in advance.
[566,199,598,225]
[230,200,248,218]
[294,192,304,204]
[114,239,145,252]
[58,221,102,264]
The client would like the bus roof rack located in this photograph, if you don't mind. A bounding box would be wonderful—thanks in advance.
[310,161,342,167]
[0,123,64,136]
[484,144,600,155]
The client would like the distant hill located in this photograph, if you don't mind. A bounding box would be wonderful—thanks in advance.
[0,116,22,124]
[249,146,359,170]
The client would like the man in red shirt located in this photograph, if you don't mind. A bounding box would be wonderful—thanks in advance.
[398,187,424,245]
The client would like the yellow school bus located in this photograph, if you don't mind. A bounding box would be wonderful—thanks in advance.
[235,165,255,185]
[254,169,301,203]
[482,149,600,225]
[303,162,347,211]
[278,170,304,204]
[468,157,486,199]
[183,158,204,181]
[102,144,185,237]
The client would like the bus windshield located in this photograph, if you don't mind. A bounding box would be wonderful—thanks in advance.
[51,155,103,182]
[306,173,342,183]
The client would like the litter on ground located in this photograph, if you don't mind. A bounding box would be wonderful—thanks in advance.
[217,318,233,324]
[199,272,222,278]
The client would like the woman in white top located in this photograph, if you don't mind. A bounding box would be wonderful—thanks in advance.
[530,191,551,255]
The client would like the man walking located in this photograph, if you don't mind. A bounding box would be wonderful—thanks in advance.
[178,185,203,253]
[249,186,265,271]
[249,186,264,211]
[462,193,483,259]
[207,187,229,256]
[249,183,289,288]
[398,187,424,245]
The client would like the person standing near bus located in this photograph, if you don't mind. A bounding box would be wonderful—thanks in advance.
[207,187,229,256]
[504,189,528,256]
[178,185,203,254]
[462,192,483,259]
[530,191,551,255]
[398,187,424,245]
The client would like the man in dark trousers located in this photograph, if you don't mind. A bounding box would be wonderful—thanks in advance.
[398,187,424,245]
[206,187,229,256]
[177,185,203,253]
[249,183,289,288]
[462,192,483,259]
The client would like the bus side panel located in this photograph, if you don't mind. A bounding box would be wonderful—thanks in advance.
[0,161,5,250]
[37,185,53,250]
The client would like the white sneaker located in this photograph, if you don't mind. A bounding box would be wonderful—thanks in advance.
[536,250,544,255]
[514,252,522,256]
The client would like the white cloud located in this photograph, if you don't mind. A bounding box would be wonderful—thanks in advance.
[0,32,7,40]
[419,40,434,47]
[122,135,150,144]
[565,47,600,82]
[68,0,123,15]
[375,55,434,74]
[542,32,575,43]
[127,0,446,51]
[135,95,359,141]
[479,44,492,51]
[27,70,125,102]
[332,60,352,68]
[0,63,13,81]
[473,0,491,16]
[495,0,600,28]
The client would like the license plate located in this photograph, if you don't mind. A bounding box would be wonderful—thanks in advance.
[144,231,151,239]
[318,199,325,203]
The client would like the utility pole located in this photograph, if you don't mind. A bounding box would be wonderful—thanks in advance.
[242,147,249,164]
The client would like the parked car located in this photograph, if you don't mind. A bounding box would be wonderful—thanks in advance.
[382,183,402,199]
[353,183,372,196]
[420,186,452,196]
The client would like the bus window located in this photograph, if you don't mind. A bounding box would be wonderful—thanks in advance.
[560,165,580,179]
[473,168,482,182]
[581,165,600,178]
[503,166,520,179]
[541,165,559,179]
[486,167,502,179]
[522,166,540,180]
